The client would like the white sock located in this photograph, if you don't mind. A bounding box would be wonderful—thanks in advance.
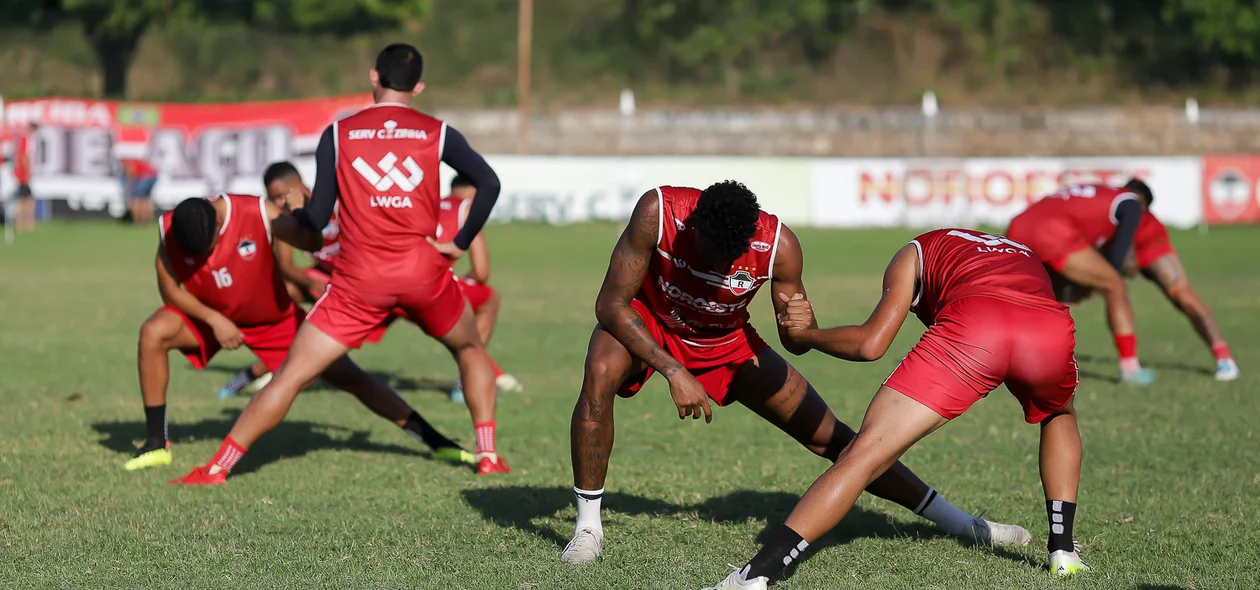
[574,487,604,535]
[915,488,973,536]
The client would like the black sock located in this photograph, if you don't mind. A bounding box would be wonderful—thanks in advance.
[402,411,459,450]
[744,523,809,582]
[223,370,255,394]
[143,404,167,446]
[1046,500,1077,553]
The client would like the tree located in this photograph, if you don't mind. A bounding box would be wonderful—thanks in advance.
[0,0,431,98]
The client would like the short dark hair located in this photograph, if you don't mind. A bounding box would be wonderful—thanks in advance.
[263,161,301,187]
[451,175,474,190]
[691,181,761,259]
[375,43,424,92]
[1125,178,1154,206]
[170,198,218,255]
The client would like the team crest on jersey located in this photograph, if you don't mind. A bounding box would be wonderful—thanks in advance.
[237,238,257,261]
[727,269,756,296]
[750,240,772,253]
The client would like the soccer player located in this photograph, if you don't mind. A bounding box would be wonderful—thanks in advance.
[439,174,523,402]
[122,156,158,225]
[12,122,36,232]
[1006,179,1154,383]
[169,43,509,484]
[707,228,1086,589]
[129,193,471,471]
[1054,213,1239,381]
[561,182,1032,565]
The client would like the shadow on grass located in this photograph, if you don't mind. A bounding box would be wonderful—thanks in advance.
[91,409,435,476]
[199,364,455,395]
[1075,354,1214,378]
[461,485,1036,571]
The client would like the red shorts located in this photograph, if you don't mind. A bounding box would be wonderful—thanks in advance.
[1006,216,1088,272]
[884,296,1078,424]
[1134,225,1175,270]
[306,273,466,349]
[163,306,300,372]
[458,277,496,311]
[615,299,769,407]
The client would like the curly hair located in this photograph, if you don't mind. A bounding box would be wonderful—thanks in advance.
[690,180,761,259]
[170,198,218,255]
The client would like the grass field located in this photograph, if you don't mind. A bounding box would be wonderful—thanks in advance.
[1,221,1258,589]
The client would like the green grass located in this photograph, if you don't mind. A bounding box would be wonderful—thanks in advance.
[1,221,1258,589]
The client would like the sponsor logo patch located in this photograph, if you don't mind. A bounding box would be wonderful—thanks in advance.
[750,240,772,253]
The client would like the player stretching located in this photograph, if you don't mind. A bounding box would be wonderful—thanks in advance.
[170,43,509,484]
[439,175,523,402]
[1006,179,1154,383]
[128,194,471,471]
[707,229,1086,589]
[562,183,1032,564]
[1055,213,1239,381]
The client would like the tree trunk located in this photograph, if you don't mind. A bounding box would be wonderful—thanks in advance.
[85,24,145,98]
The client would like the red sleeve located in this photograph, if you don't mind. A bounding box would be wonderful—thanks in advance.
[1134,214,1174,269]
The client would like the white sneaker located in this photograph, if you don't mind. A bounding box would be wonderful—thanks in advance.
[242,372,273,395]
[496,373,524,393]
[1216,358,1240,381]
[1049,550,1090,577]
[560,527,603,564]
[703,566,768,590]
[968,514,1033,547]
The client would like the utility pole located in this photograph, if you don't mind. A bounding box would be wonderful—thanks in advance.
[516,0,533,154]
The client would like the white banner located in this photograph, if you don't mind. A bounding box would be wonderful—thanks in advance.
[810,157,1203,229]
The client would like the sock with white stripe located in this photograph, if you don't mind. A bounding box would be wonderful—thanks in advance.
[207,435,248,475]
[1046,500,1076,553]
[914,487,974,536]
[574,487,603,535]
[743,523,809,582]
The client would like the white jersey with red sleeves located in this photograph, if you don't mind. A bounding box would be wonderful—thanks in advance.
[435,195,472,269]
[910,228,1065,326]
[1021,184,1139,247]
[332,103,448,293]
[160,193,294,326]
[638,186,781,341]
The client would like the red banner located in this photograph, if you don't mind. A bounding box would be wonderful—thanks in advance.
[2,95,372,215]
[1202,155,1260,224]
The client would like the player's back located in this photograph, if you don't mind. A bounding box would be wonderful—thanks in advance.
[639,186,780,339]
[911,228,1065,326]
[332,103,447,293]
[161,193,292,326]
[1020,184,1138,245]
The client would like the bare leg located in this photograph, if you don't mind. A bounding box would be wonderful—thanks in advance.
[474,289,500,346]
[571,326,642,491]
[436,303,497,426]
[320,355,412,425]
[1060,248,1134,338]
[227,322,348,447]
[137,309,201,408]
[1039,399,1080,504]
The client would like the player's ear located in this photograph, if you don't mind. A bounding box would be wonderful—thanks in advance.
[412,81,426,96]
[369,69,380,88]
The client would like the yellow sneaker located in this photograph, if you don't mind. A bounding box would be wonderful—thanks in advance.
[125,442,172,471]
[433,446,475,465]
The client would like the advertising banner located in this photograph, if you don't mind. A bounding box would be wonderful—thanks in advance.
[1201,155,1260,224]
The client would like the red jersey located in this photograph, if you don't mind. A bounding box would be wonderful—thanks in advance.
[124,158,157,178]
[1134,213,1174,269]
[307,203,342,273]
[160,194,294,326]
[332,103,448,293]
[638,186,781,340]
[1019,184,1140,247]
[435,195,472,268]
[910,228,1066,326]
[13,135,30,183]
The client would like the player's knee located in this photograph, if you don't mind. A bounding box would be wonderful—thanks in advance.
[138,315,176,349]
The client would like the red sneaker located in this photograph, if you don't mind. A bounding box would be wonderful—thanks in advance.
[476,455,511,475]
[168,465,227,485]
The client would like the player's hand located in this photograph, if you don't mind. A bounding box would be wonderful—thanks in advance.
[666,369,712,423]
[426,237,466,261]
[208,314,244,350]
[280,188,307,213]
[309,278,328,298]
[777,292,815,332]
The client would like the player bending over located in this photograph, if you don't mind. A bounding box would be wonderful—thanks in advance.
[562,183,1032,565]
[707,228,1087,589]
[1054,212,1239,381]
[439,175,523,402]
[170,43,509,484]
[1006,180,1153,383]
[128,194,471,472]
